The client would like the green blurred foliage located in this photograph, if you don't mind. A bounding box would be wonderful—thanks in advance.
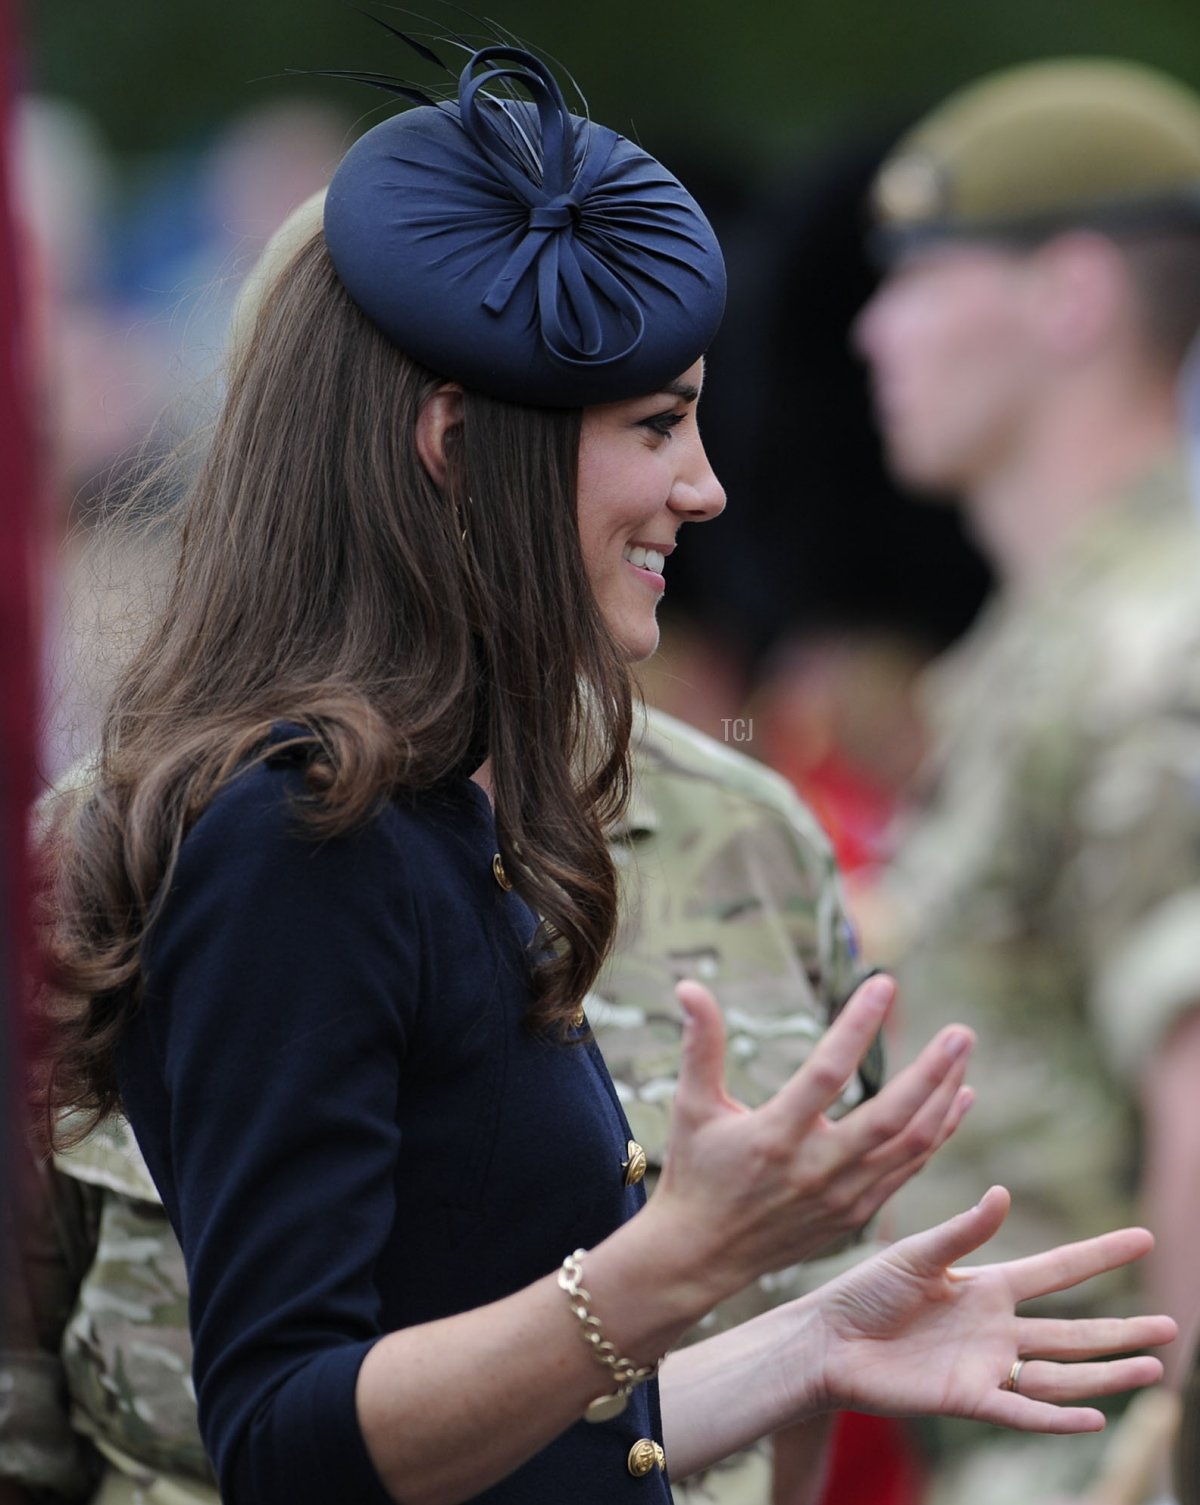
[27,0,1200,171]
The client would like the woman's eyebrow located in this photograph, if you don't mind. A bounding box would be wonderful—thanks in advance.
[662,380,699,402]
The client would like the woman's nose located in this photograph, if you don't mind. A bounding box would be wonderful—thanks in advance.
[671,443,726,521]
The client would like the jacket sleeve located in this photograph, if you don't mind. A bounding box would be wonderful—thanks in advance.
[121,767,422,1505]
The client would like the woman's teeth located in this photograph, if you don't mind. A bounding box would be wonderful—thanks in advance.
[624,546,665,572]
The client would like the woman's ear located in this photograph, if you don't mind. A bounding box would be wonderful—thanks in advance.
[415,384,465,487]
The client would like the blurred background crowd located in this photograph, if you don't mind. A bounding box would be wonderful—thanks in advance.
[17,0,1200,846]
[10,1,1200,1504]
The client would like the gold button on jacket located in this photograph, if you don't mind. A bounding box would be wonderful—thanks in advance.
[627,1439,666,1477]
[622,1140,647,1187]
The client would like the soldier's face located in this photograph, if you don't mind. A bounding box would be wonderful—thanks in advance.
[854,244,1043,494]
[576,358,725,662]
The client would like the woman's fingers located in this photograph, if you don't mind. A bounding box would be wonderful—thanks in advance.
[1001,1227,1156,1305]
[1017,1313,1179,1360]
[932,1086,975,1154]
[849,1041,975,1167]
[978,1392,1108,1435]
[849,1086,975,1224]
[906,1201,1156,1305]
[768,974,896,1127]
[1002,1356,1165,1404]
[673,981,741,1120]
[831,1070,974,1228]
[975,1354,1165,1433]
[836,1024,975,1160]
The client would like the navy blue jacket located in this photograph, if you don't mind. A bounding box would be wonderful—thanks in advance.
[117,746,668,1504]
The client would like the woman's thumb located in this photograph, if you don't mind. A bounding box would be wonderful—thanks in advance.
[902,1185,1013,1275]
[674,980,729,1114]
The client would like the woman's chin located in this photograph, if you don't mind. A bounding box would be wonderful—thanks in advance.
[617,622,662,665]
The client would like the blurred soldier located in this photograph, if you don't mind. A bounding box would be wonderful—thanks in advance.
[0,704,878,1505]
[854,57,1200,1504]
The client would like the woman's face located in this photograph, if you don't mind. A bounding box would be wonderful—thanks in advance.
[576,359,725,662]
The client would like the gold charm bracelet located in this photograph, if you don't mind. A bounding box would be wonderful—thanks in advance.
[558,1248,662,1423]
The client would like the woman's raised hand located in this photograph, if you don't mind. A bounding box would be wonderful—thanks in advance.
[804,1186,1176,1430]
[650,973,974,1300]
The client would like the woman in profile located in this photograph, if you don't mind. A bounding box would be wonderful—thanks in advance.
[43,38,1173,1505]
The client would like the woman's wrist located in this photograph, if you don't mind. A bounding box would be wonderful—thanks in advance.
[557,1248,663,1421]
[732,1294,833,1434]
[656,1297,831,1479]
[769,1293,836,1425]
[577,1198,737,1370]
[578,1201,840,1439]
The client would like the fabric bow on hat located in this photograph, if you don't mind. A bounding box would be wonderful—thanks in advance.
[462,48,644,371]
[323,41,725,407]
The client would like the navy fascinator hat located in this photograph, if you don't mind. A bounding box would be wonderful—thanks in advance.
[323,42,726,407]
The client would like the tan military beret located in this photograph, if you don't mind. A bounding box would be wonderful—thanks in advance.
[871,58,1200,254]
[227,188,328,360]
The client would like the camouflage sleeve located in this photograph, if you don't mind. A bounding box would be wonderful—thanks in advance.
[58,1188,214,1488]
[47,1117,216,1492]
[0,1147,101,1500]
[1077,699,1200,1083]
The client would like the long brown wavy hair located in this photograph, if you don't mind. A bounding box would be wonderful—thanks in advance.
[44,231,633,1141]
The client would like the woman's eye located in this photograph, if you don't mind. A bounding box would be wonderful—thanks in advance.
[639,411,686,439]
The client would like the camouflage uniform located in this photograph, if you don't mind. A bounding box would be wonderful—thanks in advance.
[883,458,1200,1502]
[1,705,873,1504]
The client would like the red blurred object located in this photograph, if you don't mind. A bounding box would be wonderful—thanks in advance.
[751,631,928,877]
[819,1411,927,1505]
[792,749,898,876]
